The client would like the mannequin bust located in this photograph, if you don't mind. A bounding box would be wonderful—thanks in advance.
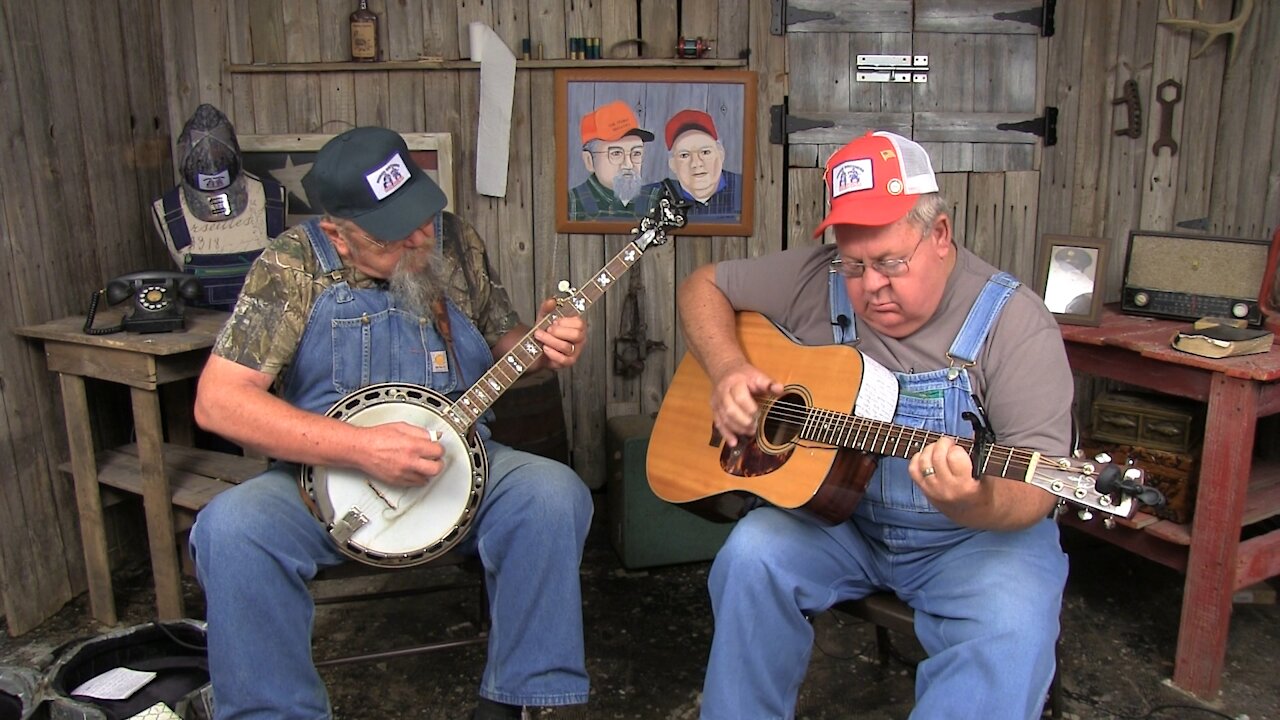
[151,104,284,310]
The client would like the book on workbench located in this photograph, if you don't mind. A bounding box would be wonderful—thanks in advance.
[1171,323,1273,359]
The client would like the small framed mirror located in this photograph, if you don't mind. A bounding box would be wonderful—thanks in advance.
[1036,234,1109,326]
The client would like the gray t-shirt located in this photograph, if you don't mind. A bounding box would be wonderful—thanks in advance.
[715,244,1074,456]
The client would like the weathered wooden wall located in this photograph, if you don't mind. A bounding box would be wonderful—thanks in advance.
[169,0,784,492]
[0,0,173,634]
[1039,0,1279,299]
[3,0,1277,636]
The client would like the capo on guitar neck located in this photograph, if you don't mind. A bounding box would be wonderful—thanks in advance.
[961,395,995,480]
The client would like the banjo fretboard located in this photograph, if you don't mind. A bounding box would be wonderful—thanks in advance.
[444,241,645,431]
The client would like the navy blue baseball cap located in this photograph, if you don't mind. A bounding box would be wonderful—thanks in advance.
[303,127,447,242]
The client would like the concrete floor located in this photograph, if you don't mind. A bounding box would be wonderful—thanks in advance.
[3,503,1278,720]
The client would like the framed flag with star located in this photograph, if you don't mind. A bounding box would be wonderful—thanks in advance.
[238,132,454,227]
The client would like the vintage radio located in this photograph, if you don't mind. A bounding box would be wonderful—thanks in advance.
[1121,230,1269,326]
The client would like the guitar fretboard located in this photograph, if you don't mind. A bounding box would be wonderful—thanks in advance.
[791,404,1036,482]
[443,240,650,432]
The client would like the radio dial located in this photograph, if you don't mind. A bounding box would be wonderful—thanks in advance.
[1132,292,1149,307]
[1232,303,1249,319]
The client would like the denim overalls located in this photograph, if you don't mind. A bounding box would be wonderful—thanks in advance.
[279,218,495,420]
[701,271,1069,720]
[191,220,591,719]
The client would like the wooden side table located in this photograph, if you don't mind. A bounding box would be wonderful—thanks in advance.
[16,309,265,624]
[1060,307,1280,699]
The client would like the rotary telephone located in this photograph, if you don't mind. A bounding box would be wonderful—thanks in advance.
[83,270,203,335]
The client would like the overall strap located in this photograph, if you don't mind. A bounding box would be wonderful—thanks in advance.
[946,271,1020,374]
[160,187,194,252]
[299,218,354,302]
[301,218,342,274]
[259,176,287,238]
[828,268,858,344]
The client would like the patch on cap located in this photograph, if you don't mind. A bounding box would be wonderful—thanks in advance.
[830,159,873,198]
[196,169,233,192]
[366,152,411,201]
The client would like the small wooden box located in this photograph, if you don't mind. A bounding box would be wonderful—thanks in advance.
[1089,391,1203,454]
[1081,440,1199,524]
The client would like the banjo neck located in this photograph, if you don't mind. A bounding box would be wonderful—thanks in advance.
[441,227,671,434]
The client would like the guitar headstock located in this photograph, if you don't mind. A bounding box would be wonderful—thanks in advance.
[1029,455,1165,521]
[633,179,691,250]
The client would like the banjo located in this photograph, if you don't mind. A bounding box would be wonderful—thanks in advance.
[300,182,690,568]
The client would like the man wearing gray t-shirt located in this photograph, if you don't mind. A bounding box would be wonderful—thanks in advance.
[678,131,1073,719]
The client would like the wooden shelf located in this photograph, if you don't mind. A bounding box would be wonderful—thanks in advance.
[59,443,267,513]
[228,58,748,73]
[1063,456,1280,552]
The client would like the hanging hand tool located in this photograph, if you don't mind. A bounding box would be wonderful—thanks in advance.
[1152,79,1181,156]
[1112,79,1143,138]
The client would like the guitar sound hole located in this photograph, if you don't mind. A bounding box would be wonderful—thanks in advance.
[760,391,805,448]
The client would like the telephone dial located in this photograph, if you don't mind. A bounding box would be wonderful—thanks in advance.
[83,270,203,335]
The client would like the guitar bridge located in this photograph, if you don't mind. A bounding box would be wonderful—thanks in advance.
[330,508,370,544]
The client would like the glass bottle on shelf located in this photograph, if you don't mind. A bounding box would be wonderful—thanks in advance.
[349,0,379,62]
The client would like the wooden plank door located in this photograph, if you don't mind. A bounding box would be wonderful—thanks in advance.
[780,0,1046,281]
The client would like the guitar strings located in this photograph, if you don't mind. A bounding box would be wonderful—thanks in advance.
[755,396,1044,473]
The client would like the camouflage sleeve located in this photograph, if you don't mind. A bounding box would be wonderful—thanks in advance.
[211,228,315,376]
[442,213,522,346]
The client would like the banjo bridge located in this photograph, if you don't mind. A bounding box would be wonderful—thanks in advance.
[330,507,370,544]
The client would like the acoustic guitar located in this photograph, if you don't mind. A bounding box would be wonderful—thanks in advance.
[647,312,1154,524]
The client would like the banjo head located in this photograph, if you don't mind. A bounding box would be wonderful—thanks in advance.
[301,383,487,568]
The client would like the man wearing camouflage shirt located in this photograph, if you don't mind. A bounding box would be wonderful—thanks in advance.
[191,127,591,720]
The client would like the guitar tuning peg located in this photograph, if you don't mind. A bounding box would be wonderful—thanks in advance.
[1077,508,1094,521]
[556,280,575,296]
[1103,517,1116,530]
[1094,452,1112,464]
[1123,467,1143,482]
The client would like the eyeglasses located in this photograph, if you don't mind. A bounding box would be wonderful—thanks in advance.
[588,146,645,166]
[343,217,435,249]
[672,147,717,164]
[829,234,927,279]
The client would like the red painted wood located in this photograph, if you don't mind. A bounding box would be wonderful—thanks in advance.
[1061,307,1280,699]
[1174,374,1255,697]
[1237,532,1280,590]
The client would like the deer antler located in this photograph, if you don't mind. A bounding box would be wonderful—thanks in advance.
[1159,0,1254,66]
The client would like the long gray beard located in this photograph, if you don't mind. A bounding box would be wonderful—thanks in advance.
[614,171,642,206]
[389,252,447,318]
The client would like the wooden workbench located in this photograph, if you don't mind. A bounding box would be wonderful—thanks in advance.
[1059,307,1280,699]
[16,309,265,624]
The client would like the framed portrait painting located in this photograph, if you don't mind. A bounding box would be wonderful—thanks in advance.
[238,132,455,228]
[1036,234,1109,326]
[555,68,757,236]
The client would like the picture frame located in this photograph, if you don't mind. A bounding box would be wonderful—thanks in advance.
[1036,234,1109,326]
[238,132,455,228]
[555,68,757,236]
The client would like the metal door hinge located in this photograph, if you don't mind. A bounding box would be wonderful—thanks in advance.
[993,0,1056,36]
[769,105,835,145]
[770,0,835,35]
[997,107,1058,146]
[856,55,928,83]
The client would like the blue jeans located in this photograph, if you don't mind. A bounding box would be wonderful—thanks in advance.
[190,444,593,720]
[700,507,1067,720]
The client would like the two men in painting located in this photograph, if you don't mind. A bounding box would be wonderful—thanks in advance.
[568,101,742,223]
